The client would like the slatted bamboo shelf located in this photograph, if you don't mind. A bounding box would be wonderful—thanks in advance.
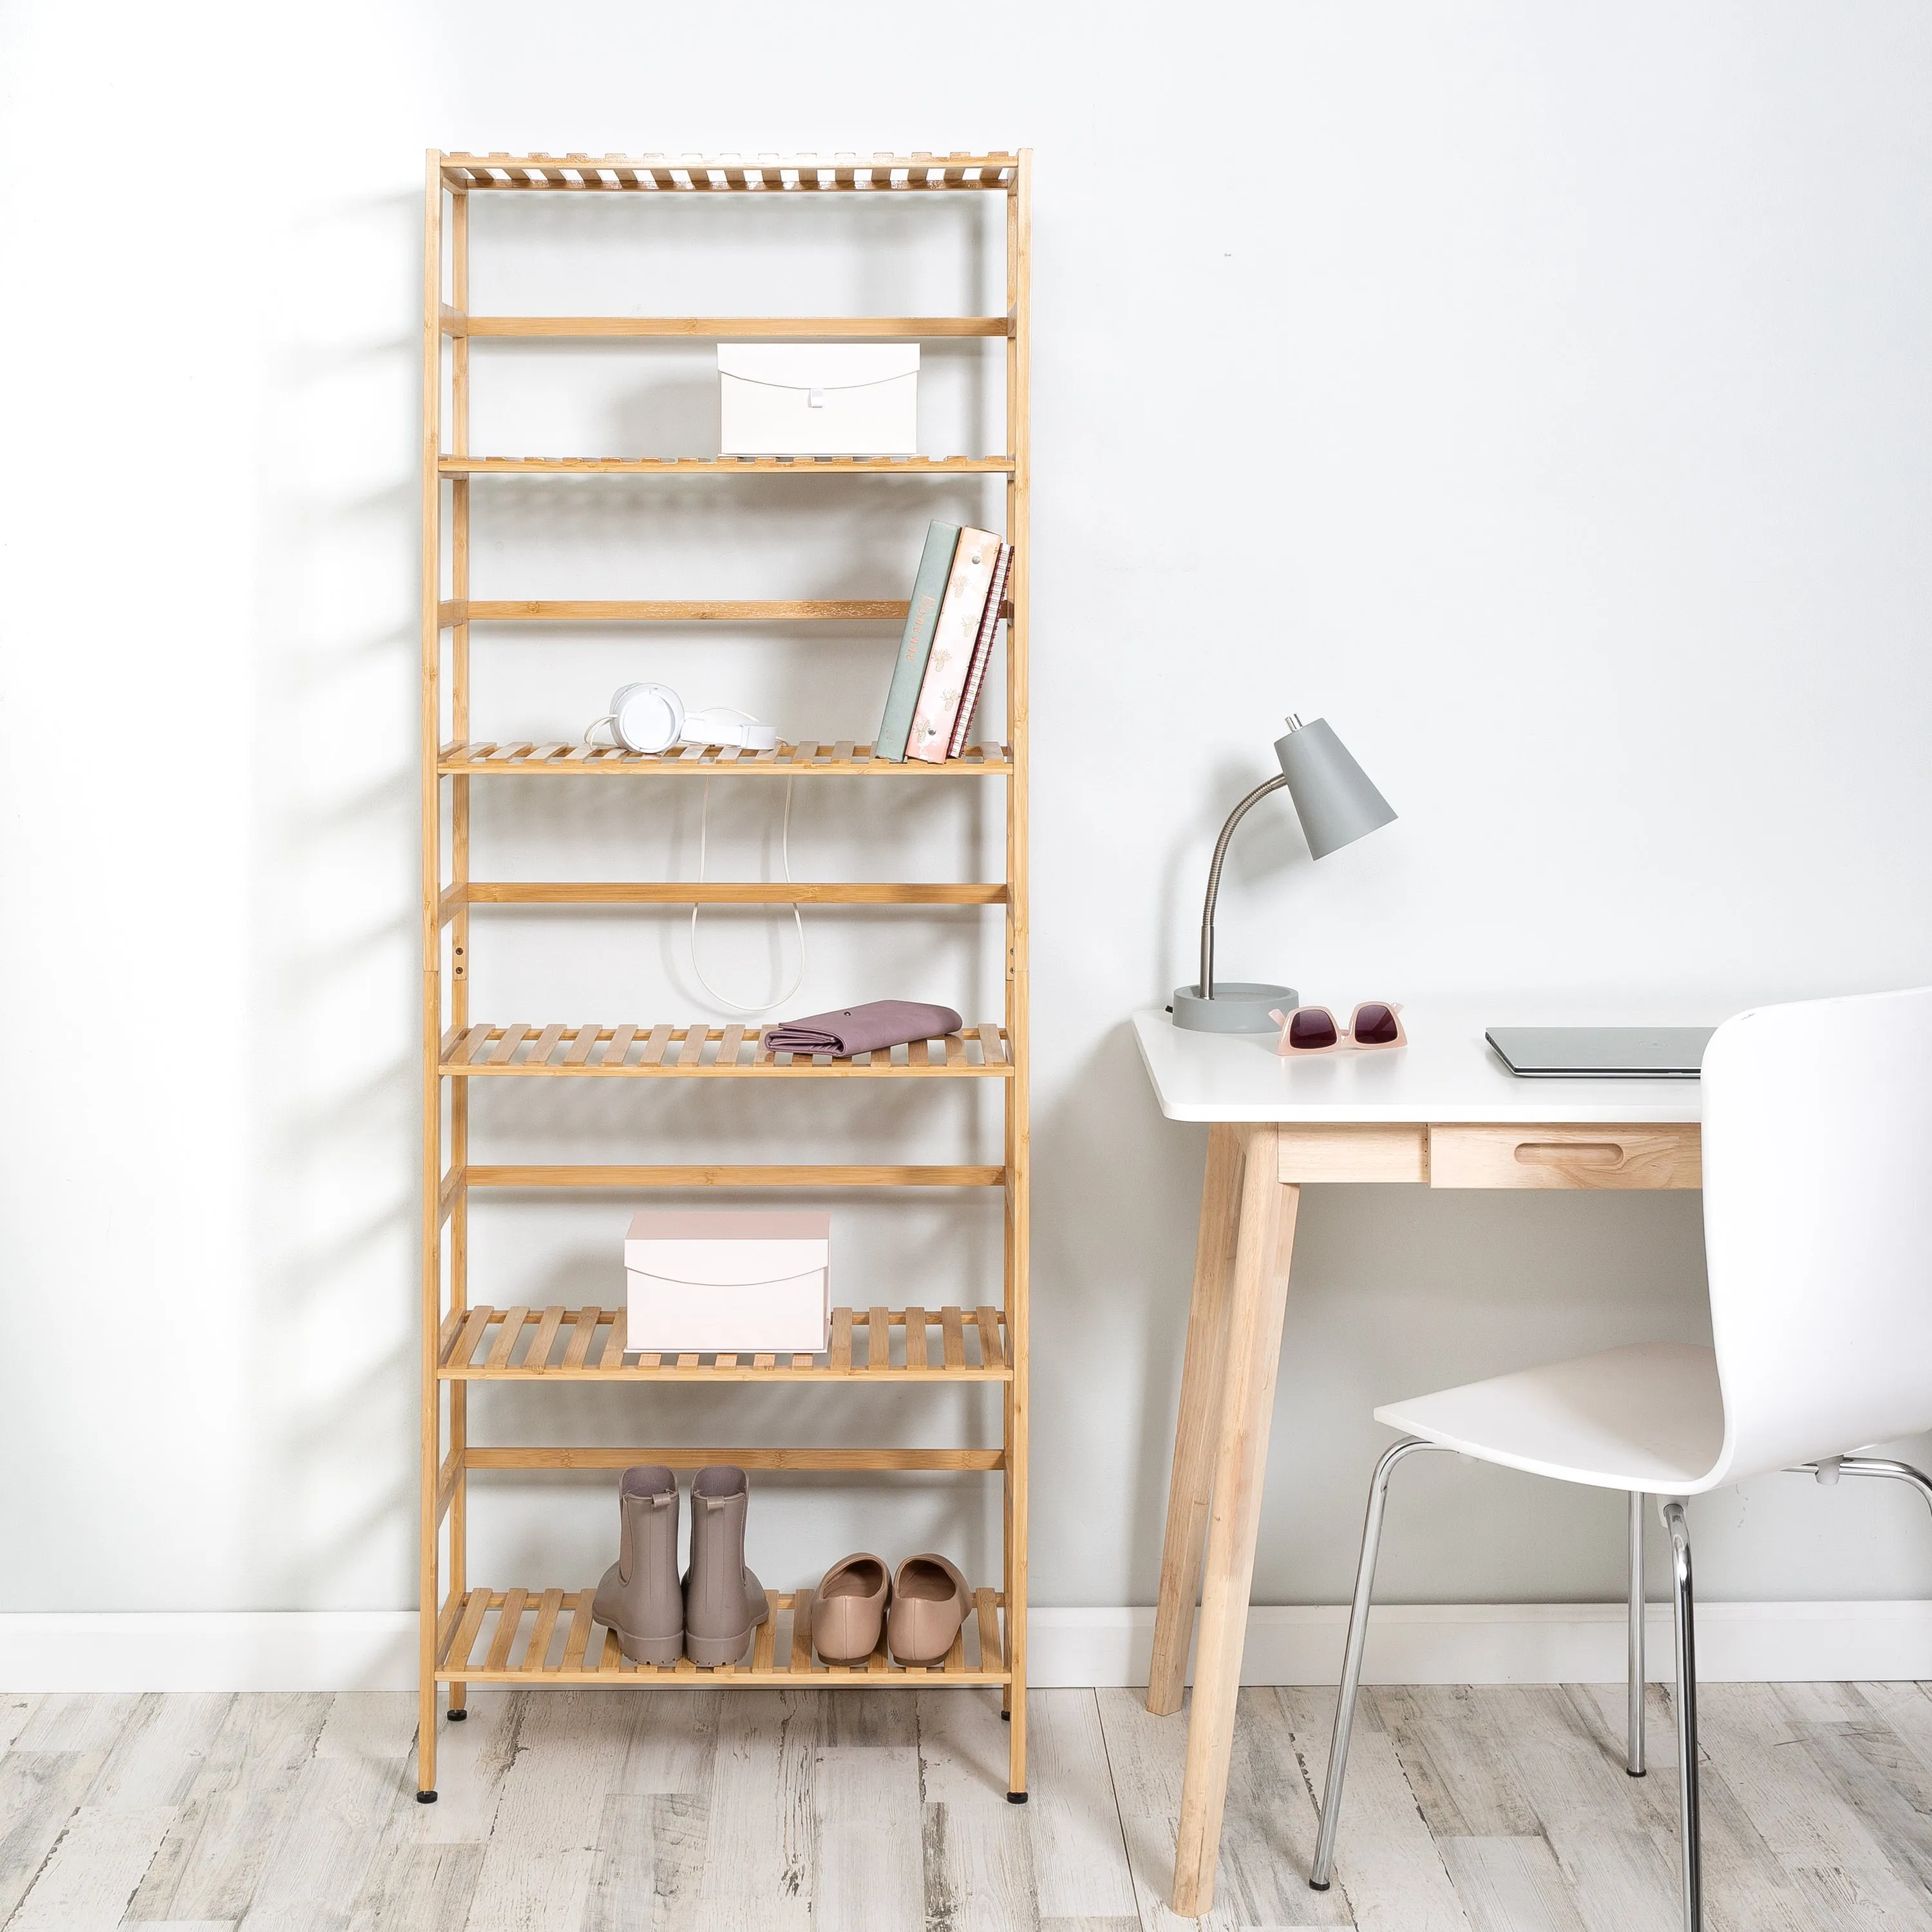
[439,1021,1009,1075]
[420,143,1030,1801]
[435,1586,1010,1687]
[440,455,1012,476]
[438,739,1010,777]
[439,1303,1011,1380]
[441,152,1018,193]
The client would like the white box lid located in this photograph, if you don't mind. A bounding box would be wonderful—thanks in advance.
[624,1209,829,1288]
[717,343,918,390]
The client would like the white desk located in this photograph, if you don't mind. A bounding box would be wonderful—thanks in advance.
[1132,1004,1714,1917]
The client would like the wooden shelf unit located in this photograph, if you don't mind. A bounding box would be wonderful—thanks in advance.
[419,148,1031,1801]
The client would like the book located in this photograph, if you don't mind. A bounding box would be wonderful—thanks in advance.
[905,526,1002,765]
[875,522,960,762]
[947,541,1012,757]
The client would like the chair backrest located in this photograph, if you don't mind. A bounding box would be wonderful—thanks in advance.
[1703,987,1932,1487]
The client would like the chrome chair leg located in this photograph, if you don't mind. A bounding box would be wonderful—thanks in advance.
[1309,1437,1443,1892]
[1662,1499,1702,1932]
[1628,1490,1646,1777]
[1793,1454,1932,1518]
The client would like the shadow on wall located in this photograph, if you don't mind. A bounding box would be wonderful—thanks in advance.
[1027,1019,1209,1606]
[243,189,425,1611]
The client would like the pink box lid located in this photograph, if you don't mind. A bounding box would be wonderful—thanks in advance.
[625,1209,829,1242]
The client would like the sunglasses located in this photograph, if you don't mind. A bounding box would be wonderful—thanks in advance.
[1268,1001,1406,1055]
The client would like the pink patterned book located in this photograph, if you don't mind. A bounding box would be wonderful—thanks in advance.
[947,542,1011,757]
[905,526,1001,766]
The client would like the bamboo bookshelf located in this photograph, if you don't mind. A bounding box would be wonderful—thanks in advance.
[418,149,1031,1801]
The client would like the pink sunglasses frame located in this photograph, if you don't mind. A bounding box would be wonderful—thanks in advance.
[1267,1001,1407,1056]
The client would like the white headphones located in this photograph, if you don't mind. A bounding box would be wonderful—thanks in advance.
[585,683,778,755]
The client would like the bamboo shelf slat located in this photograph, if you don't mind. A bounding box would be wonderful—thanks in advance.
[437,600,1013,624]
[455,882,1007,906]
[439,455,1013,476]
[446,315,1010,339]
[435,1586,1009,1686]
[438,1021,1010,1076]
[439,1303,1011,1380]
[442,600,907,623]
[468,1446,1003,1472]
[442,152,1018,194]
[456,1163,1006,1189]
[437,739,1011,777]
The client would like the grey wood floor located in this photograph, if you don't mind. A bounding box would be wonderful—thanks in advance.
[5,1678,1932,1929]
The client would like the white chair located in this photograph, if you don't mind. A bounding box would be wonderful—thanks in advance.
[1308,987,1932,1932]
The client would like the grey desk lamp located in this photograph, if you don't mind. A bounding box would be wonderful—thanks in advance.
[1171,714,1397,1032]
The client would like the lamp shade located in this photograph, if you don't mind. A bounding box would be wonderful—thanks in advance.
[1273,717,1396,858]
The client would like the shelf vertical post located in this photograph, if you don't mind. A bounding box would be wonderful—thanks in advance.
[417,148,446,1798]
[446,180,472,1719]
[1003,148,1032,1798]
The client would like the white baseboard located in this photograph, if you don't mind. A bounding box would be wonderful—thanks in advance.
[1027,1600,1932,1689]
[4,1602,1930,1694]
[0,1613,422,1694]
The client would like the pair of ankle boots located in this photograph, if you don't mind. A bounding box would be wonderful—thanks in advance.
[592,1464,768,1667]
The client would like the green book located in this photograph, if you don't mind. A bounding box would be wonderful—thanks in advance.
[875,522,961,762]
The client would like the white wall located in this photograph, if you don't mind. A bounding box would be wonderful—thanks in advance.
[2,1,1930,1627]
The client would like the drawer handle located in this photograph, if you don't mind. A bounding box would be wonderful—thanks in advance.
[1514,1140,1625,1168]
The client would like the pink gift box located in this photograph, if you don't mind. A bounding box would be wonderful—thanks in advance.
[623,1209,831,1355]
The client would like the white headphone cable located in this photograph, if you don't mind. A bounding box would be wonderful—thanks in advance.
[688,765,806,1016]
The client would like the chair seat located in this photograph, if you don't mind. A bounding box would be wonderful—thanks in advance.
[1373,1342,1725,1492]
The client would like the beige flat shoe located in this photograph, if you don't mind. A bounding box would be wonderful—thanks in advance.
[812,1553,890,1665]
[887,1553,971,1666]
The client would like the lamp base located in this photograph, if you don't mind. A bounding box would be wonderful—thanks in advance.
[1170,982,1297,1034]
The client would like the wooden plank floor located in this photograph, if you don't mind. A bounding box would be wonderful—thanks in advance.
[5,1681,1932,1927]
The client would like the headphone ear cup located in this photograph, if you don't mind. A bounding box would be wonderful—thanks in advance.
[613,683,682,753]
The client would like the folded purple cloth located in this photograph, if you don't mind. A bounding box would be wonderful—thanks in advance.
[763,999,964,1058]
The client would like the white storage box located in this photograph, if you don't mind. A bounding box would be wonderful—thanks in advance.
[717,343,918,456]
[623,1209,831,1355]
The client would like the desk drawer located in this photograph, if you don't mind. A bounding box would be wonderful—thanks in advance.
[1429,1123,1701,1190]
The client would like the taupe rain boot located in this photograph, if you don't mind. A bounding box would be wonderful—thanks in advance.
[683,1464,769,1667]
[592,1464,683,1665]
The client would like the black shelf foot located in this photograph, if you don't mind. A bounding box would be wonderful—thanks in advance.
[1000,1710,1011,1722]
[416,1790,438,1804]
[448,1709,469,1722]
[1006,1790,1028,1805]
[1309,1879,1330,1892]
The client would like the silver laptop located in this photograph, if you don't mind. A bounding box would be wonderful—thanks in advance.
[1486,1026,1714,1079]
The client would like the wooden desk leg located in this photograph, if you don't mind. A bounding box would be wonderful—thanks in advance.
[1172,1126,1298,1919]
[1147,1122,1245,1717]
